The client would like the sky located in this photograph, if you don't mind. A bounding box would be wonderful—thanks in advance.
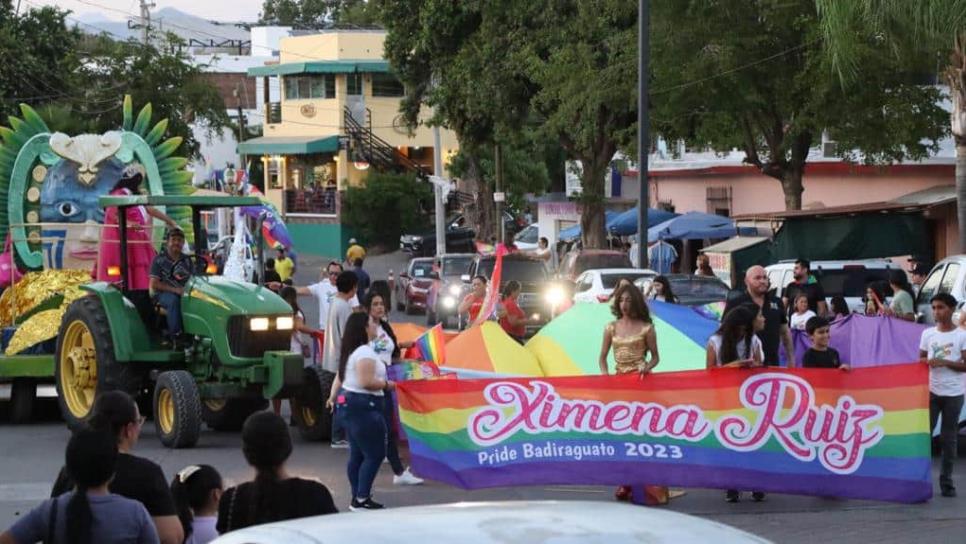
[30,0,264,22]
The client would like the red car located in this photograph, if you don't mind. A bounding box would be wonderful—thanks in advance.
[395,257,436,314]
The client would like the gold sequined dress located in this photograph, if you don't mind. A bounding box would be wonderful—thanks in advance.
[607,321,653,375]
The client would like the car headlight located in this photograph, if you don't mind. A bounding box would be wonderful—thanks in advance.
[249,317,270,331]
[448,284,462,295]
[276,316,294,330]
[545,286,566,306]
[442,295,457,309]
[412,236,423,242]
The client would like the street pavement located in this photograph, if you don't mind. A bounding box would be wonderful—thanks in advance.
[0,250,964,541]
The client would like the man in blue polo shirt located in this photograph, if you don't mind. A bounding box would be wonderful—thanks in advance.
[150,228,194,341]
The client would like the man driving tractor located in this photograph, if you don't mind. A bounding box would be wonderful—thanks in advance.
[149,227,194,343]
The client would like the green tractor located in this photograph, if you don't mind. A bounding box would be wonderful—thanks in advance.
[54,194,335,447]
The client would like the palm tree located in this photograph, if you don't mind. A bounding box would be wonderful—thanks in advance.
[817,1,966,251]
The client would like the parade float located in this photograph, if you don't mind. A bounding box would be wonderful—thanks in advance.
[0,98,322,448]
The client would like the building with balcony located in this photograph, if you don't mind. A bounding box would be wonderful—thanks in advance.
[240,30,459,256]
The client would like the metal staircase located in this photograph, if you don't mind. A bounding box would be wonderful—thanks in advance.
[343,107,430,179]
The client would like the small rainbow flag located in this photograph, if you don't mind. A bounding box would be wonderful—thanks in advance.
[403,323,447,365]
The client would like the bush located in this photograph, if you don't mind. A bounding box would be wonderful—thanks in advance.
[342,172,433,247]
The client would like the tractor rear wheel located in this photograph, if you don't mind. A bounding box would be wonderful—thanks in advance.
[154,370,202,448]
[294,366,335,441]
[202,398,269,431]
[55,297,136,429]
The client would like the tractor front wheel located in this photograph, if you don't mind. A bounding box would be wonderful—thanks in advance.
[154,371,202,448]
[202,398,269,431]
[294,366,335,441]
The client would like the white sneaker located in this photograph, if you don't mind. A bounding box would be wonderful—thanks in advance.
[393,468,424,485]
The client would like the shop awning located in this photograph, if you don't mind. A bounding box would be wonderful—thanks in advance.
[248,59,391,77]
[237,135,340,155]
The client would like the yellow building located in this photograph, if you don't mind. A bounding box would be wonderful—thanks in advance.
[241,30,459,256]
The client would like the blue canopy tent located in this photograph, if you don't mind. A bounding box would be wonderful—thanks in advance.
[558,210,620,242]
[608,207,678,236]
[647,211,757,242]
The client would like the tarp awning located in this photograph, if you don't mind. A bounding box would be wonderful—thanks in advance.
[248,60,391,77]
[647,211,757,242]
[607,207,678,236]
[237,135,340,155]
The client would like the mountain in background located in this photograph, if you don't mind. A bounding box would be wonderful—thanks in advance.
[72,7,250,43]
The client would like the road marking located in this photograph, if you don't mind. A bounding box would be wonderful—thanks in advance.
[0,483,51,503]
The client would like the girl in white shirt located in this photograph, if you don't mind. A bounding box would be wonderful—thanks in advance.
[707,305,763,369]
[339,312,395,511]
[789,294,817,331]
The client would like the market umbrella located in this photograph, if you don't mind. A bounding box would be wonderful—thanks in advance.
[526,300,718,376]
[558,210,621,242]
[442,321,544,377]
[646,211,756,242]
[608,207,678,236]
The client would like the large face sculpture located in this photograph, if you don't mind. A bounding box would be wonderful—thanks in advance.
[39,157,123,270]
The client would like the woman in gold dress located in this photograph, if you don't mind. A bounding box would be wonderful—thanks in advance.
[598,284,666,505]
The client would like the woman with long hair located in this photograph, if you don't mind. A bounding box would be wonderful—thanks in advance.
[884,269,916,321]
[340,312,395,510]
[497,280,529,343]
[646,276,678,304]
[830,296,850,320]
[96,167,177,288]
[598,284,664,505]
[695,254,714,277]
[170,465,222,544]
[49,391,182,544]
[363,292,422,486]
[217,412,337,533]
[2,428,158,543]
[458,275,488,324]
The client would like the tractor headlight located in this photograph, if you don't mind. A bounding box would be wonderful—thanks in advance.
[249,317,270,331]
[276,316,294,330]
[448,284,462,296]
[442,295,457,309]
[545,286,566,306]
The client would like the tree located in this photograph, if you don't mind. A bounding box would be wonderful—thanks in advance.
[342,172,432,246]
[650,0,947,211]
[817,0,966,249]
[0,2,82,119]
[260,0,379,27]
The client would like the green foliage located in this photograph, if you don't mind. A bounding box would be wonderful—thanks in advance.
[342,172,432,246]
[650,0,948,209]
[260,0,379,26]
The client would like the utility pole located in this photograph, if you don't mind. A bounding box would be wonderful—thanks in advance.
[433,126,446,257]
[234,86,247,177]
[139,0,155,45]
[494,145,505,244]
[636,0,650,269]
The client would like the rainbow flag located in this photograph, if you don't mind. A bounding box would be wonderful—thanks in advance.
[397,364,931,503]
[403,323,447,365]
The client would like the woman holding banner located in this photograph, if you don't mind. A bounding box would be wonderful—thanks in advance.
[364,293,423,486]
[598,284,666,505]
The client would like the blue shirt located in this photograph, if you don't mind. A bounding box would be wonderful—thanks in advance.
[10,492,158,544]
[648,242,678,275]
[353,266,371,302]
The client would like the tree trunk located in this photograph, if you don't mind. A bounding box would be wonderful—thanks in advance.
[946,38,966,252]
[579,157,609,249]
[957,143,966,254]
[466,154,497,242]
[780,168,804,211]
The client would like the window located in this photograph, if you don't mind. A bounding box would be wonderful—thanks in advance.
[371,73,405,97]
[575,274,593,293]
[347,73,363,95]
[940,263,960,295]
[917,266,945,304]
[283,75,336,100]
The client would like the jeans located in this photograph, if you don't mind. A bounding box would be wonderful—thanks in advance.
[344,392,386,499]
[929,393,964,490]
[382,390,405,475]
[155,291,183,336]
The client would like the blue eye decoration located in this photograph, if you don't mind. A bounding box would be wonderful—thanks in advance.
[57,201,81,218]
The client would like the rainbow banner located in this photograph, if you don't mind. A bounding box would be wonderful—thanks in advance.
[397,364,932,503]
[403,323,447,364]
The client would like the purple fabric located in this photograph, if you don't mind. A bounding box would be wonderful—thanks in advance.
[788,314,928,368]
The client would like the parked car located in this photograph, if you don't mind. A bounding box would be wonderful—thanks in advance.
[427,253,476,328]
[395,257,436,314]
[764,259,896,314]
[573,268,657,303]
[915,255,966,324]
[635,274,731,306]
[558,249,633,282]
[513,224,540,251]
[465,253,559,336]
[400,214,476,256]
[210,501,770,544]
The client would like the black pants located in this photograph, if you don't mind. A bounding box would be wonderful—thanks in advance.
[929,393,964,490]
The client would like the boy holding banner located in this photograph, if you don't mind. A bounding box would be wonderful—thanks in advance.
[919,293,966,498]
